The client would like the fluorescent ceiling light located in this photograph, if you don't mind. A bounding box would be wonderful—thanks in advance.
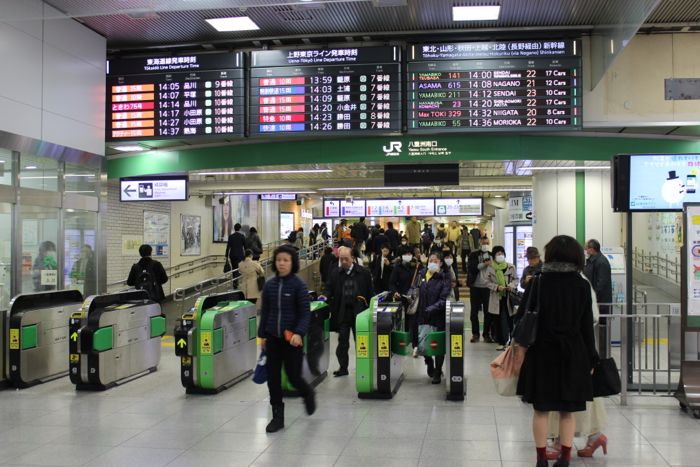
[521,166,610,171]
[112,145,144,152]
[214,191,316,195]
[318,186,432,191]
[448,187,533,192]
[24,165,38,170]
[196,169,332,175]
[206,16,260,32]
[452,5,501,21]
[65,174,96,178]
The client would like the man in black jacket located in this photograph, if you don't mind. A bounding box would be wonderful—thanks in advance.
[385,221,400,254]
[319,247,336,287]
[584,238,613,356]
[225,223,246,276]
[319,246,373,377]
[350,217,369,253]
[127,244,168,303]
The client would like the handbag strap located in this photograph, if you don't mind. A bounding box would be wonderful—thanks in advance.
[524,275,540,313]
[410,264,419,288]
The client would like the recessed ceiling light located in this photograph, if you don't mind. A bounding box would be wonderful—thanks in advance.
[24,165,38,170]
[452,5,501,21]
[494,195,503,198]
[0,160,5,164]
[113,145,145,152]
[205,16,260,32]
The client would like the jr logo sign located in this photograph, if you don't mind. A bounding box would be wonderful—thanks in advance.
[382,141,402,157]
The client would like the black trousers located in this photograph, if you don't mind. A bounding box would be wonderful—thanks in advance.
[461,249,470,273]
[425,355,445,374]
[336,321,356,371]
[469,287,490,337]
[266,336,312,406]
[494,297,513,346]
[405,312,419,347]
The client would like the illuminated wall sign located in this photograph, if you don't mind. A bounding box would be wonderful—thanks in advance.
[365,199,435,217]
[323,199,341,217]
[435,198,483,216]
[250,47,401,135]
[107,52,245,141]
[340,199,366,217]
[120,175,188,202]
[407,40,582,132]
[259,193,297,200]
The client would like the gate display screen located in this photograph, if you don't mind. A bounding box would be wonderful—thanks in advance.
[407,40,582,132]
[107,53,245,141]
[250,47,401,135]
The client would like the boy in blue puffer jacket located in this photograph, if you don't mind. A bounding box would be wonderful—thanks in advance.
[258,245,315,432]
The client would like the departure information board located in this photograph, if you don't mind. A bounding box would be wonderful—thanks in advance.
[365,199,435,217]
[250,47,401,135]
[107,52,244,141]
[407,40,582,132]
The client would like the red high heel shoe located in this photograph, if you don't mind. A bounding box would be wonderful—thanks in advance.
[577,433,608,457]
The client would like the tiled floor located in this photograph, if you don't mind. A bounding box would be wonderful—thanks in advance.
[0,335,697,467]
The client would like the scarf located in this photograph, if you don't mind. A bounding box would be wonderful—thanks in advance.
[494,260,508,298]
[541,261,579,273]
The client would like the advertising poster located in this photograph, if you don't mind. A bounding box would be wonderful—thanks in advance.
[181,215,201,256]
[122,235,143,256]
[144,211,170,257]
[280,212,295,240]
[685,205,700,318]
[630,154,700,211]
[213,195,259,243]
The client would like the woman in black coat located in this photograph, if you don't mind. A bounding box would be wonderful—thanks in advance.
[416,252,451,384]
[515,235,598,467]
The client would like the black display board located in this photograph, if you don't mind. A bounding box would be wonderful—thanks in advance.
[407,40,582,132]
[106,52,245,141]
[249,46,401,135]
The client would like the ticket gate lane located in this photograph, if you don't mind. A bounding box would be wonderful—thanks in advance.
[70,290,165,390]
[7,290,84,388]
[445,301,466,401]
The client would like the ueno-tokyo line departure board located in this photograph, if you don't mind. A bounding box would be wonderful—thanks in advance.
[407,40,582,132]
[107,53,245,141]
[250,47,401,135]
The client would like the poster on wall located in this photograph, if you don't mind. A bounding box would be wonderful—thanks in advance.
[213,195,259,243]
[280,212,295,240]
[684,203,700,327]
[143,211,170,257]
[181,215,201,256]
[122,235,143,256]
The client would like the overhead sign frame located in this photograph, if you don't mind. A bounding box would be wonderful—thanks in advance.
[119,175,189,202]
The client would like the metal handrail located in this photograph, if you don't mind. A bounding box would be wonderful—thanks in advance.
[632,247,680,284]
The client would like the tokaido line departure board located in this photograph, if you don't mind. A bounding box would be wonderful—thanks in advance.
[407,40,582,132]
[106,52,244,141]
[249,47,401,135]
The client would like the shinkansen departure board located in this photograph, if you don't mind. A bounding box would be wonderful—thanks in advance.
[407,40,582,132]
[106,52,245,141]
[250,47,401,135]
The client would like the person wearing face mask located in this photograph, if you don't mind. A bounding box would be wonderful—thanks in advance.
[33,240,58,292]
[416,252,451,383]
[319,246,374,377]
[371,245,394,293]
[466,237,493,343]
[442,249,459,301]
[485,245,519,350]
[389,246,423,356]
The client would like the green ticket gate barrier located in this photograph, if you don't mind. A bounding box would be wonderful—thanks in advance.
[281,300,330,395]
[356,293,406,399]
[69,290,165,391]
[6,290,84,388]
[174,291,257,394]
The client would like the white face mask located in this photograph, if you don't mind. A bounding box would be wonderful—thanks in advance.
[427,262,440,273]
[481,245,490,252]
[402,255,413,263]
[495,255,505,263]
[401,240,407,245]
[444,258,454,266]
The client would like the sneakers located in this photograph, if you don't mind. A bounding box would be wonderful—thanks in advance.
[483,336,494,344]
[470,335,479,343]
[332,369,349,377]
[496,345,507,351]
[431,371,441,384]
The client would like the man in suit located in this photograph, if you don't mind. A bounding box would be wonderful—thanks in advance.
[225,223,247,278]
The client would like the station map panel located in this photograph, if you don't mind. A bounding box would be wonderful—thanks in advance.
[106,53,245,141]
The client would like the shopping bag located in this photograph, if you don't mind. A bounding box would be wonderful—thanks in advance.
[252,351,267,384]
[490,344,526,396]
[592,357,622,397]
[417,324,437,356]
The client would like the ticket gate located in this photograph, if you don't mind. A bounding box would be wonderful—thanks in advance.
[5,290,84,388]
[282,300,330,396]
[174,291,257,394]
[0,309,6,388]
[69,290,165,390]
[356,293,409,399]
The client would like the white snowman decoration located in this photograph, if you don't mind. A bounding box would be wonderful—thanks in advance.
[661,170,685,205]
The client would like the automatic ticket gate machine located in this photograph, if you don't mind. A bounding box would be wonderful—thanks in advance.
[69,290,165,390]
[282,298,331,396]
[5,290,84,388]
[356,293,410,399]
[174,291,257,394]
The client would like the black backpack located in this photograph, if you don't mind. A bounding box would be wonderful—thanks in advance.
[135,263,160,302]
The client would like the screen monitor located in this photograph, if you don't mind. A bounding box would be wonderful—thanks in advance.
[384,163,459,186]
[627,154,700,211]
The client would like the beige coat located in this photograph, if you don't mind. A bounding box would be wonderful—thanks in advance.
[485,263,518,315]
[238,257,264,300]
[406,220,421,245]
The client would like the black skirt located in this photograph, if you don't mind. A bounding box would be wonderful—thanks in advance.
[531,400,586,413]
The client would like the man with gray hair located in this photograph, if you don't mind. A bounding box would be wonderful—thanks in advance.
[584,239,612,356]
[319,246,373,377]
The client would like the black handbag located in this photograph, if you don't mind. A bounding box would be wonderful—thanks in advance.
[508,289,524,307]
[257,274,265,291]
[223,261,232,273]
[512,276,540,347]
[592,357,622,397]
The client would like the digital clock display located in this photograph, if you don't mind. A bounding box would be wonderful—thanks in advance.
[250,47,401,135]
[407,40,582,132]
[106,53,245,141]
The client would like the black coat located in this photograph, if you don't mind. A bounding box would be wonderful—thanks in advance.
[258,273,310,338]
[323,264,373,331]
[416,269,451,330]
[225,231,246,261]
[371,255,394,293]
[319,252,336,285]
[388,260,420,296]
[385,227,400,251]
[584,253,613,303]
[516,270,598,406]
[372,233,389,255]
[126,257,168,303]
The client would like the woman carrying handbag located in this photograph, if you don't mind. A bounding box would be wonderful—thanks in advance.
[515,235,598,467]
